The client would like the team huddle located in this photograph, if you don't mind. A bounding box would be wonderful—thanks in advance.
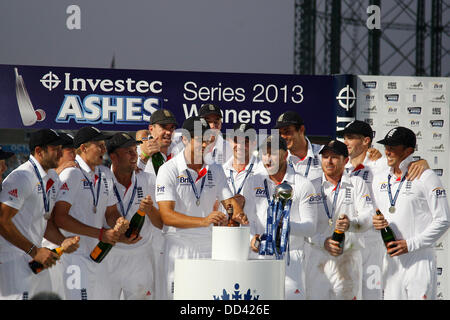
[0,103,449,300]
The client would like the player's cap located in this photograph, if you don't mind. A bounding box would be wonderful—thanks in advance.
[199,103,222,118]
[232,123,255,133]
[73,126,111,149]
[337,120,373,139]
[377,126,416,149]
[274,111,304,129]
[150,109,178,126]
[59,132,75,149]
[29,129,66,151]
[182,116,211,138]
[260,134,288,152]
[0,146,14,160]
[106,132,142,154]
[319,139,349,157]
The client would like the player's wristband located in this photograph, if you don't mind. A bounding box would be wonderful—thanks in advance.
[99,228,105,241]
[141,151,150,159]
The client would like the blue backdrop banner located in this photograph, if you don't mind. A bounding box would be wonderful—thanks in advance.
[0,64,354,137]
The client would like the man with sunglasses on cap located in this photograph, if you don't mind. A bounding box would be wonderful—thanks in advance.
[338,120,431,300]
[304,139,375,300]
[247,135,319,300]
[95,132,162,300]
[53,126,134,300]
[156,116,248,299]
[371,127,450,300]
[137,109,178,176]
[199,103,233,165]
[0,129,79,300]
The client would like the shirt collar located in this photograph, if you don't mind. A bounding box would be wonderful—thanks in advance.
[262,162,296,185]
[321,171,349,189]
[75,154,97,175]
[389,154,414,177]
[29,154,48,179]
[110,166,136,190]
[174,151,209,177]
[288,137,317,163]
[345,156,370,172]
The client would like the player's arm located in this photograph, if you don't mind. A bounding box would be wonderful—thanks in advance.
[0,203,58,265]
[158,200,226,228]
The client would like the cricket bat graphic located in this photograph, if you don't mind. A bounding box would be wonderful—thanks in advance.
[14,67,38,126]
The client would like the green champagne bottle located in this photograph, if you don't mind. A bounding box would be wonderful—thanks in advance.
[375,209,396,248]
[331,214,345,249]
[90,240,112,263]
[29,247,64,274]
[152,152,165,175]
[125,209,146,239]
[331,230,345,248]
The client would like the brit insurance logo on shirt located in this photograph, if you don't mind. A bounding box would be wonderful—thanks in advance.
[254,187,267,198]
[432,187,447,199]
[378,181,389,192]
[177,175,191,186]
[362,193,373,204]
[156,185,166,195]
[307,193,322,205]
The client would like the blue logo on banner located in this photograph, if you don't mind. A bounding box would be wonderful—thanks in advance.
[213,283,260,300]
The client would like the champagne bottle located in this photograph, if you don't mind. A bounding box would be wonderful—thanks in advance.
[152,152,165,175]
[90,238,113,263]
[29,247,63,274]
[375,209,396,248]
[125,209,146,240]
[331,230,345,248]
[226,204,239,227]
[90,222,123,263]
[331,215,345,249]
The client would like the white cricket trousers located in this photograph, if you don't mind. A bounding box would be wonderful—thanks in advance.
[0,252,52,300]
[304,244,363,300]
[94,243,155,300]
[382,247,436,300]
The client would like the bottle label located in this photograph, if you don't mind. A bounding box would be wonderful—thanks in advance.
[90,246,102,260]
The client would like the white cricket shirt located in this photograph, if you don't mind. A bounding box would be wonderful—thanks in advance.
[309,172,375,251]
[371,155,450,253]
[56,155,117,255]
[0,156,60,255]
[105,169,157,251]
[287,137,323,181]
[155,152,233,237]
[242,164,319,250]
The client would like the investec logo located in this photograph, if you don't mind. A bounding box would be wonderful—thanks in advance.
[40,71,163,124]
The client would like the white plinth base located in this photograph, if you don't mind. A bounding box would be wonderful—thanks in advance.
[174,259,285,300]
[211,226,250,261]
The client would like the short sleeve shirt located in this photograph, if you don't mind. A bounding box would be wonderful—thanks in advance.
[155,152,233,237]
[0,156,60,255]
[56,155,117,255]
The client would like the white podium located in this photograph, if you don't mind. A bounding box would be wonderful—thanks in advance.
[174,259,285,300]
[173,226,285,300]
